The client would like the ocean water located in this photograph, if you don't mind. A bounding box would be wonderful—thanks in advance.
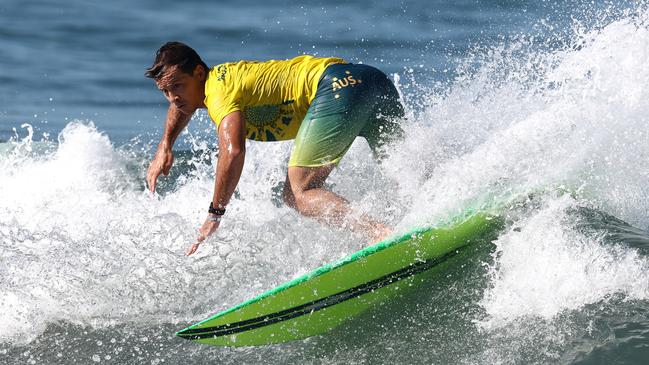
[2,0,649,364]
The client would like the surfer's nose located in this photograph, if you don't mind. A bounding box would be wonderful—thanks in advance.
[166,92,180,104]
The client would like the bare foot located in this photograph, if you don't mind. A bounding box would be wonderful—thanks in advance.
[369,224,393,243]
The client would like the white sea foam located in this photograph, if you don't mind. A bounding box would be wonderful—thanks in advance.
[478,196,649,329]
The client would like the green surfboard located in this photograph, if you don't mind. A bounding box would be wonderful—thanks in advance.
[176,209,505,347]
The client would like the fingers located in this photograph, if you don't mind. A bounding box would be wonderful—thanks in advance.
[146,167,159,193]
[147,150,173,193]
[146,170,158,193]
[186,220,219,257]
[146,157,161,193]
[185,243,200,256]
[186,233,206,256]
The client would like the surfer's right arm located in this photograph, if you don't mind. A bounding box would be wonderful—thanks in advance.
[146,103,193,193]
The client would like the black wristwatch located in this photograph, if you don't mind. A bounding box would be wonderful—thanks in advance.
[208,202,226,216]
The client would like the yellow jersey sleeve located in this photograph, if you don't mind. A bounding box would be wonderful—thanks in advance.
[206,65,242,128]
[204,55,345,141]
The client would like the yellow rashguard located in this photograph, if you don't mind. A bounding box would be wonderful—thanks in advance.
[204,55,345,141]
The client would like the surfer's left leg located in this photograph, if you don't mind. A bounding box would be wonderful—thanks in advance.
[282,165,391,241]
[359,73,406,162]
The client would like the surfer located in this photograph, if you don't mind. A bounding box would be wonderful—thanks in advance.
[145,42,404,256]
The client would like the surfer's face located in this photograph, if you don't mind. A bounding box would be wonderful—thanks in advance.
[156,65,206,114]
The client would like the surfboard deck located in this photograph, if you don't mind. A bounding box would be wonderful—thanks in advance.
[176,209,505,347]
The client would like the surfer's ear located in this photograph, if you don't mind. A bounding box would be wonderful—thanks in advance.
[194,64,207,80]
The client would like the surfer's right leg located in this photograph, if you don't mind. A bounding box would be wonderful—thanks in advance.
[282,165,391,241]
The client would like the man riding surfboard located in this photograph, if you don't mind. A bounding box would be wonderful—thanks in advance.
[145,41,404,255]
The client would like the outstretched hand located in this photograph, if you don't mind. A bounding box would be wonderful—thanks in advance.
[186,216,221,256]
[147,146,174,193]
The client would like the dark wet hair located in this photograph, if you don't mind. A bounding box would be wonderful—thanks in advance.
[145,41,209,80]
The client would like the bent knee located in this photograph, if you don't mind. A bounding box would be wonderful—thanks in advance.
[282,182,297,210]
[283,187,315,216]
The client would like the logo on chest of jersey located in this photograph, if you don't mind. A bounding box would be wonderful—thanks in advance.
[216,65,227,81]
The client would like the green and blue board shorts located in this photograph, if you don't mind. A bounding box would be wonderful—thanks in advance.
[288,63,405,167]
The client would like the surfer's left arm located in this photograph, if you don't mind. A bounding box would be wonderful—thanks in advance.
[186,111,246,256]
